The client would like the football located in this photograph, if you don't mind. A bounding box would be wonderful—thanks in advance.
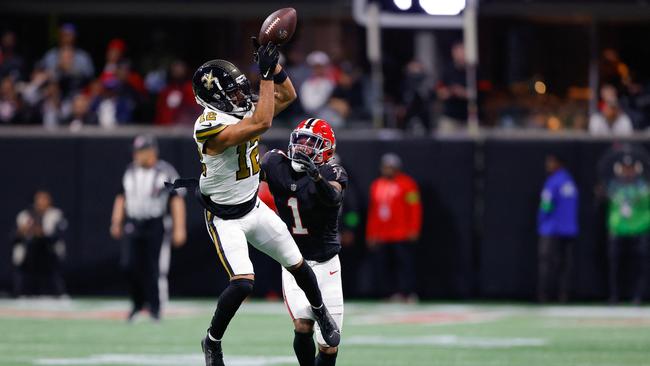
[258,7,297,46]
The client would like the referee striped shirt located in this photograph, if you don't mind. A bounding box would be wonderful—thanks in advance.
[121,160,180,220]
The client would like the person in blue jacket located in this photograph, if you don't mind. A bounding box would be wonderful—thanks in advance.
[537,153,579,302]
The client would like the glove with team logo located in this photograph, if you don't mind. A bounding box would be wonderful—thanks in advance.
[252,37,279,80]
[292,151,321,181]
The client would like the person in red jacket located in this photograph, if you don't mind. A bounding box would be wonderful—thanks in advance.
[366,153,422,301]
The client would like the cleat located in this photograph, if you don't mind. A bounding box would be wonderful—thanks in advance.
[126,308,140,323]
[201,337,225,366]
[312,305,340,347]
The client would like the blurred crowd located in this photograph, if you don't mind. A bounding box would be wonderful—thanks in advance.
[396,42,650,135]
[0,24,373,130]
[0,24,201,129]
[3,24,650,133]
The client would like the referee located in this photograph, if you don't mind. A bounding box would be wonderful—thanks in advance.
[110,135,186,321]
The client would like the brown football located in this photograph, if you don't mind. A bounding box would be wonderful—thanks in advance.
[258,7,297,46]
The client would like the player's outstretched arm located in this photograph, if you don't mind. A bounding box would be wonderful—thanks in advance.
[273,64,296,116]
[205,43,279,154]
[293,151,344,206]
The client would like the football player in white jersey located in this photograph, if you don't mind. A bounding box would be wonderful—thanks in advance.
[186,41,340,366]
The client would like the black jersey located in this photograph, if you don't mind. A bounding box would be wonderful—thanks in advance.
[261,150,348,262]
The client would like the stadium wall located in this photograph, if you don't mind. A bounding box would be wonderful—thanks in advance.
[0,133,640,300]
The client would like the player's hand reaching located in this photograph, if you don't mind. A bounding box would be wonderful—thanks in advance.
[293,151,321,181]
[252,37,279,80]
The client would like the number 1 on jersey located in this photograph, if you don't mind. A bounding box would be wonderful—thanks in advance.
[287,197,308,235]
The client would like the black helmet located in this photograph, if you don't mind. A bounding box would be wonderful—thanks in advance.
[192,59,253,117]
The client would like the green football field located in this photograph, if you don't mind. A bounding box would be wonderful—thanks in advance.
[0,299,648,366]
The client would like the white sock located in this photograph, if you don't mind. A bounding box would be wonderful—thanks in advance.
[207,332,221,342]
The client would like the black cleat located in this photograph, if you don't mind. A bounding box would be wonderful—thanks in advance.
[312,305,340,347]
[201,337,225,366]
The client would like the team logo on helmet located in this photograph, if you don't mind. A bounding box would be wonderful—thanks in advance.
[201,71,217,90]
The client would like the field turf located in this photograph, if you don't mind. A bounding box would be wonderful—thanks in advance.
[0,299,648,366]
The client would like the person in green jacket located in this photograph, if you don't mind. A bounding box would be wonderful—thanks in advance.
[606,155,650,305]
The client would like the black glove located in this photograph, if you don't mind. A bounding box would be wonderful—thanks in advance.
[252,37,279,80]
[292,151,320,181]
[294,151,343,206]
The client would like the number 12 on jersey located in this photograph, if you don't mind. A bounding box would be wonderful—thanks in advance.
[287,197,308,234]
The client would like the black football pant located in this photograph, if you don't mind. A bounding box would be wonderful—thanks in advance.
[537,236,574,303]
[608,235,649,303]
[121,218,164,316]
[370,241,417,297]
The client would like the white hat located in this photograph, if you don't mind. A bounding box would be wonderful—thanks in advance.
[306,51,330,66]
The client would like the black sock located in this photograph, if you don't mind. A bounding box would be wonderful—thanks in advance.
[208,278,254,340]
[293,330,316,366]
[288,262,323,307]
[315,350,337,366]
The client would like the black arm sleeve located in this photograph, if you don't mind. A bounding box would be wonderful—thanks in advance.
[314,163,347,206]
[314,177,343,207]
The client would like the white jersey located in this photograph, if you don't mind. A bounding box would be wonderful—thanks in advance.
[194,107,261,205]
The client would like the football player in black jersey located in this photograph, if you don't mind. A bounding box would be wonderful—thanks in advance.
[261,118,346,366]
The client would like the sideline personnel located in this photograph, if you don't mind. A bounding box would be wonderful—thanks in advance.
[110,135,186,321]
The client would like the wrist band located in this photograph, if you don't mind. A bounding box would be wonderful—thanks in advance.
[273,69,288,84]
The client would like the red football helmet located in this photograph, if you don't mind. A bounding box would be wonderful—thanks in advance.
[288,118,336,165]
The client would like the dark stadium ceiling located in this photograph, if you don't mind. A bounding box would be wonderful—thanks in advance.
[2,0,650,20]
[0,0,352,18]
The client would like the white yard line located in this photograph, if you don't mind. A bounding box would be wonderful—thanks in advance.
[33,354,295,366]
[346,335,547,348]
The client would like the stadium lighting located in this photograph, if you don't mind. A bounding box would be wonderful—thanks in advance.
[419,0,466,16]
[393,0,412,11]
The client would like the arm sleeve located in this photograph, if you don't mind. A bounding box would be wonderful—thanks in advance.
[404,177,422,236]
[315,164,347,206]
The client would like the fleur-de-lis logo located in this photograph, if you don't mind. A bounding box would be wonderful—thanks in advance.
[202,71,216,90]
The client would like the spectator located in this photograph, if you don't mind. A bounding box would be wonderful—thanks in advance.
[285,48,311,93]
[399,60,433,131]
[54,46,90,101]
[329,61,370,124]
[40,81,65,128]
[605,154,650,305]
[0,76,29,124]
[42,23,94,80]
[589,99,633,136]
[12,190,67,297]
[65,93,98,130]
[154,60,198,125]
[101,38,126,80]
[537,154,579,303]
[437,41,468,132]
[365,153,422,301]
[20,64,51,108]
[300,51,336,119]
[0,31,24,81]
[95,74,136,127]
